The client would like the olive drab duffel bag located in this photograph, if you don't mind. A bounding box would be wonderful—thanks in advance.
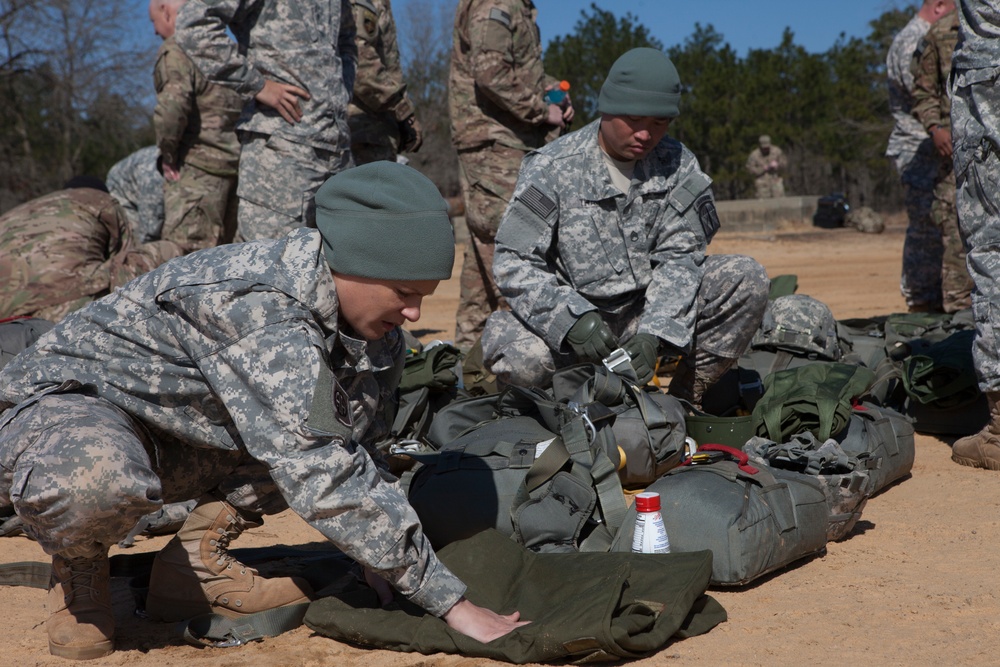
[612,445,831,586]
[834,401,916,494]
[405,384,630,553]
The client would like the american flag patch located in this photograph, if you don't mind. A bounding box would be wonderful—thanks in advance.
[520,185,556,219]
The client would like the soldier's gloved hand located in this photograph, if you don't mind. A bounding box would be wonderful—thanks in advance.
[566,312,617,362]
[621,333,663,385]
[398,115,423,153]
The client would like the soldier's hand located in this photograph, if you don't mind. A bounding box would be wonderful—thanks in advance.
[162,162,181,183]
[566,312,617,362]
[562,95,575,125]
[398,114,423,153]
[930,125,952,158]
[621,333,662,385]
[256,79,310,124]
[545,103,566,128]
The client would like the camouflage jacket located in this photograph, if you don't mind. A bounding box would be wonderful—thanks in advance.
[106,146,165,244]
[745,146,787,179]
[154,35,242,175]
[911,9,960,132]
[493,120,716,353]
[953,0,1000,70]
[886,13,931,158]
[175,0,358,151]
[448,0,555,151]
[0,188,182,322]
[0,228,464,616]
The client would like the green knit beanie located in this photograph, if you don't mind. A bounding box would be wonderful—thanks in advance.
[314,161,455,280]
[597,48,682,118]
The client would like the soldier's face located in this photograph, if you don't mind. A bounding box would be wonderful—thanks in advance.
[333,274,440,341]
[598,114,672,161]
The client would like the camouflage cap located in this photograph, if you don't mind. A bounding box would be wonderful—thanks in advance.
[314,161,455,281]
[759,135,771,148]
[597,48,681,118]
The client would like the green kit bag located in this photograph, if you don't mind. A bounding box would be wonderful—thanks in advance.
[751,362,876,443]
[304,529,727,663]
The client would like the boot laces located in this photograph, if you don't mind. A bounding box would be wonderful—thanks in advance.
[57,557,105,601]
[210,523,248,575]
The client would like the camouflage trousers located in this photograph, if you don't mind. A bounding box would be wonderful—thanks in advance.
[481,254,770,388]
[953,67,1000,392]
[0,392,285,558]
[932,161,973,313]
[236,132,353,242]
[163,162,238,252]
[896,141,943,309]
[754,174,784,199]
[349,112,399,165]
[453,143,524,349]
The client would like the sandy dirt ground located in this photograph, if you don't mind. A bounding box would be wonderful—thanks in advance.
[3,214,1000,666]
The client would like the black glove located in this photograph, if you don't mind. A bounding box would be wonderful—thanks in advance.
[621,333,662,385]
[566,312,617,362]
[398,114,423,153]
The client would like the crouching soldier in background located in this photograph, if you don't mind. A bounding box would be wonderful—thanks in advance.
[482,48,769,407]
[0,162,527,660]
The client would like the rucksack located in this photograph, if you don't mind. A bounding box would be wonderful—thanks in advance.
[834,401,915,494]
[813,192,850,228]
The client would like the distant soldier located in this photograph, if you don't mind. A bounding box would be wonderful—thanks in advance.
[175,0,358,242]
[348,0,423,164]
[448,0,572,349]
[745,135,787,198]
[885,0,954,313]
[911,8,973,313]
[0,182,183,322]
[150,0,242,252]
[106,146,165,244]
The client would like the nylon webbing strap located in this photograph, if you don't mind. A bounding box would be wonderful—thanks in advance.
[181,602,311,648]
[0,561,50,588]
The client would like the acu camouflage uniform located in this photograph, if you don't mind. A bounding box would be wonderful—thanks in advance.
[154,35,242,253]
[348,0,417,164]
[175,0,358,242]
[911,9,974,313]
[886,12,942,309]
[448,0,560,349]
[106,146,165,244]
[0,188,183,322]
[481,120,769,389]
[745,143,787,199]
[0,228,465,616]
[950,0,1000,392]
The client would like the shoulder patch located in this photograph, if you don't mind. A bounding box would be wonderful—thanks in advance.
[519,185,556,219]
[488,7,512,27]
[308,363,355,437]
[694,192,721,242]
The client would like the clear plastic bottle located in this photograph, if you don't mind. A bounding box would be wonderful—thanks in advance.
[631,491,671,554]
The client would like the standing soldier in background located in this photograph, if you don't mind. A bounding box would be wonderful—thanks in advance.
[150,0,243,253]
[885,0,954,313]
[175,0,358,242]
[745,134,787,198]
[911,7,973,313]
[106,146,165,244]
[348,0,423,164]
[448,0,573,350]
[948,0,1000,471]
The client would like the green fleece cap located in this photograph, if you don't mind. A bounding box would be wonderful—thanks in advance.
[314,161,455,280]
[597,48,682,118]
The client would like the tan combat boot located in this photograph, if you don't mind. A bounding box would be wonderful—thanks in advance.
[951,391,1000,471]
[145,498,313,622]
[46,553,114,660]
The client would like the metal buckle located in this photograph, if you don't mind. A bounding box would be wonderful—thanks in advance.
[602,347,632,376]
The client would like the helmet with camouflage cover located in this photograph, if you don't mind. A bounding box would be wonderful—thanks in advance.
[751,294,843,360]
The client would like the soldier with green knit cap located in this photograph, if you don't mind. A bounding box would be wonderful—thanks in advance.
[0,161,528,660]
[482,48,769,408]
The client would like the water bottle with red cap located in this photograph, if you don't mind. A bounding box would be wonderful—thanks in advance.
[631,491,671,554]
[544,80,571,105]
